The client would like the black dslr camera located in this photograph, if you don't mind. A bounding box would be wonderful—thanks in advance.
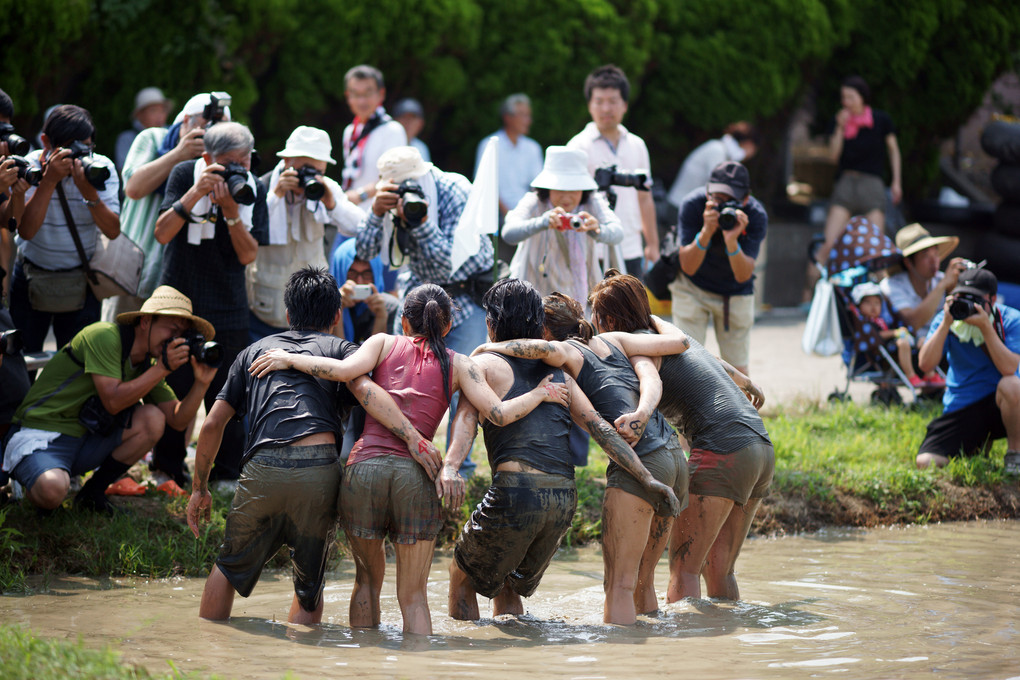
[295,166,325,201]
[0,123,30,156]
[949,292,985,320]
[66,140,111,190]
[164,329,223,368]
[396,179,428,228]
[0,328,23,356]
[202,92,231,128]
[214,162,255,205]
[713,199,744,230]
[594,164,651,209]
[8,155,42,186]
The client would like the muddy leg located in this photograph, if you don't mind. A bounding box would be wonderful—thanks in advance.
[634,514,673,615]
[199,564,236,620]
[288,591,324,625]
[702,498,761,600]
[347,534,385,628]
[666,494,732,602]
[492,578,523,616]
[602,488,654,625]
[448,558,480,620]
[394,539,435,635]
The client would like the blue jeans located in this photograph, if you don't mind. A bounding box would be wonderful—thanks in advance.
[443,300,488,477]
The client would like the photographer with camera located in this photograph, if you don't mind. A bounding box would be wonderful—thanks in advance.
[0,88,33,305]
[249,126,363,340]
[915,268,1020,473]
[9,105,120,357]
[101,92,229,324]
[670,161,766,376]
[567,65,658,277]
[153,121,268,490]
[1,286,216,513]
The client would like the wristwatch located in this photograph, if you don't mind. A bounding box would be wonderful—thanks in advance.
[224,216,243,227]
[358,189,369,203]
[81,197,100,207]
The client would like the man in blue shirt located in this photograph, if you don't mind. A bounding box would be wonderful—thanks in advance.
[670,161,767,376]
[916,267,1020,472]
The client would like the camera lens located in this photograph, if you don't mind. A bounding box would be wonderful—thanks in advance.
[80,157,111,190]
[225,174,255,205]
[197,341,223,368]
[949,298,976,320]
[299,168,325,201]
[718,208,738,230]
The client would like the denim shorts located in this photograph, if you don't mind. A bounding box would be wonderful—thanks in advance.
[340,455,442,544]
[8,425,123,492]
[216,444,341,612]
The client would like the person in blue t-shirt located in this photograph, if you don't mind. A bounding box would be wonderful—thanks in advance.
[916,267,1020,473]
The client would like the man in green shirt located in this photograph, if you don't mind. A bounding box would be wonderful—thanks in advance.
[3,286,217,513]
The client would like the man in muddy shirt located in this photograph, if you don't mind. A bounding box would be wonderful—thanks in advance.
[186,267,439,624]
[442,278,678,619]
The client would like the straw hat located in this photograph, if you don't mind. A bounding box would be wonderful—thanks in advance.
[277,126,336,164]
[531,147,597,191]
[377,146,432,183]
[117,286,216,340]
[894,223,959,260]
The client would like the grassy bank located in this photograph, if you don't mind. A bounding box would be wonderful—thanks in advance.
[2,402,1018,592]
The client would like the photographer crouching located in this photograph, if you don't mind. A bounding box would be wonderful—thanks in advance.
[915,267,1020,472]
[0,287,217,513]
[152,122,268,490]
[355,146,495,475]
[669,161,766,376]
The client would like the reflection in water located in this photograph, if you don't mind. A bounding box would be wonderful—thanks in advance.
[2,520,1019,679]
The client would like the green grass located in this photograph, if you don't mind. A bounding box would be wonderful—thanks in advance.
[0,625,219,679]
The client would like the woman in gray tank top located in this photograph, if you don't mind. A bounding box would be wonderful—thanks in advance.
[588,270,774,603]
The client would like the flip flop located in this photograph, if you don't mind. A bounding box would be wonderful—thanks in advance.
[105,477,147,496]
[157,479,187,498]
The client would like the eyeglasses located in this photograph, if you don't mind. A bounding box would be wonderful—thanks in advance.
[347,267,374,283]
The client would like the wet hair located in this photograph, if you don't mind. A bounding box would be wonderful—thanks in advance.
[584,64,630,103]
[841,76,871,105]
[543,292,595,343]
[535,188,592,205]
[482,278,544,342]
[500,93,531,118]
[588,269,655,333]
[345,64,385,90]
[0,89,13,120]
[42,104,95,148]
[284,267,342,331]
[403,283,453,402]
[204,121,254,158]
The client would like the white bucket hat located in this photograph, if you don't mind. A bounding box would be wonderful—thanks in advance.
[531,147,597,191]
[377,146,433,183]
[277,126,336,164]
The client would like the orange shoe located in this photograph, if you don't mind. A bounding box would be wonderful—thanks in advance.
[924,374,946,388]
[157,479,187,497]
[908,375,925,389]
[105,477,147,496]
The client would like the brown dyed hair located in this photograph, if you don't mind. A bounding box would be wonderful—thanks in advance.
[543,292,595,343]
[588,269,654,333]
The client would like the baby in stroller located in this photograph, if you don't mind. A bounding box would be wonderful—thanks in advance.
[849,282,945,389]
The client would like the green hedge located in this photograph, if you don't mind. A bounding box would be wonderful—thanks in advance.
[3,0,1017,198]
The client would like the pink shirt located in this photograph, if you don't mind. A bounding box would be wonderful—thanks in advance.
[567,122,651,260]
[348,335,454,465]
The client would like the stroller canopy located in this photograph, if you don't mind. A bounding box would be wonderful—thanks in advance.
[827,216,901,278]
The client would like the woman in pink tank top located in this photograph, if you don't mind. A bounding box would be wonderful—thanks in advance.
[250,283,568,634]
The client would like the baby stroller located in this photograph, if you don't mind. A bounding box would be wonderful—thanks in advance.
[811,217,929,406]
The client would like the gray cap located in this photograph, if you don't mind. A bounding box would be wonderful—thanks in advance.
[392,98,424,118]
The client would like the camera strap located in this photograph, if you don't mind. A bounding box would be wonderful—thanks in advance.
[55,182,99,285]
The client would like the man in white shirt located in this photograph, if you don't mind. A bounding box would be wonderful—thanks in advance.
[667,123,758,209]
[340,65,407,213]
[568,65,658,277]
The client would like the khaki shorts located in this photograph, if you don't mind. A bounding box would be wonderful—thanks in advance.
[216,444,341,612]
[340,455,442,544]
[688,439,774,505]
[830,171,886,215]
[669,273,754,367]
[606,436,689,517]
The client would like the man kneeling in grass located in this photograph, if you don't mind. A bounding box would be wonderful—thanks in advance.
[187,267,440,624]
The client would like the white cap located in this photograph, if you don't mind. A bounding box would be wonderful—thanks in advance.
[172,93,232,126]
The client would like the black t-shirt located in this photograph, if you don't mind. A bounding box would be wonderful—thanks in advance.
[159,159,269,332]
[832,108,895,178]
[217,330,358,464]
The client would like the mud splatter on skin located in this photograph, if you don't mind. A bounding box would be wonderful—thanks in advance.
[502,340,555,360]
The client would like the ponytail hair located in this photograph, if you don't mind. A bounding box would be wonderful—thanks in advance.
[543,292,595,343]
[588,269,654,333]
[403,283,453,402]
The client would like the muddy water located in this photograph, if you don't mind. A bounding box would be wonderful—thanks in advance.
[3,520,1019,679]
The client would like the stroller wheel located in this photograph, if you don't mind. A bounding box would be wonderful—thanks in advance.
[828,390,851,403]
[870,386,903,407]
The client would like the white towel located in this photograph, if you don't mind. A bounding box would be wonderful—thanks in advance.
[265,162,332,245]
[2,427,61,475]
[375,169,439,268]
[187,158,257,245]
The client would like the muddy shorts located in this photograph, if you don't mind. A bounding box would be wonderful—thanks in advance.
[454,471,577,599]
[606,436,689,517]
[216,444,341,612]
[688,439,774,505]
[918,392,1006,460]
[340,455,442,544]
[830,171,886,215]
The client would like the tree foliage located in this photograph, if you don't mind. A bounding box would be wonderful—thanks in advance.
[1,0,1017,200]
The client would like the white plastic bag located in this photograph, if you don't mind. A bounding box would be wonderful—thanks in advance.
[802,278,842,356]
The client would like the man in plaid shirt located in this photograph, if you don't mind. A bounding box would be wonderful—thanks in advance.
[355,146,493,474]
